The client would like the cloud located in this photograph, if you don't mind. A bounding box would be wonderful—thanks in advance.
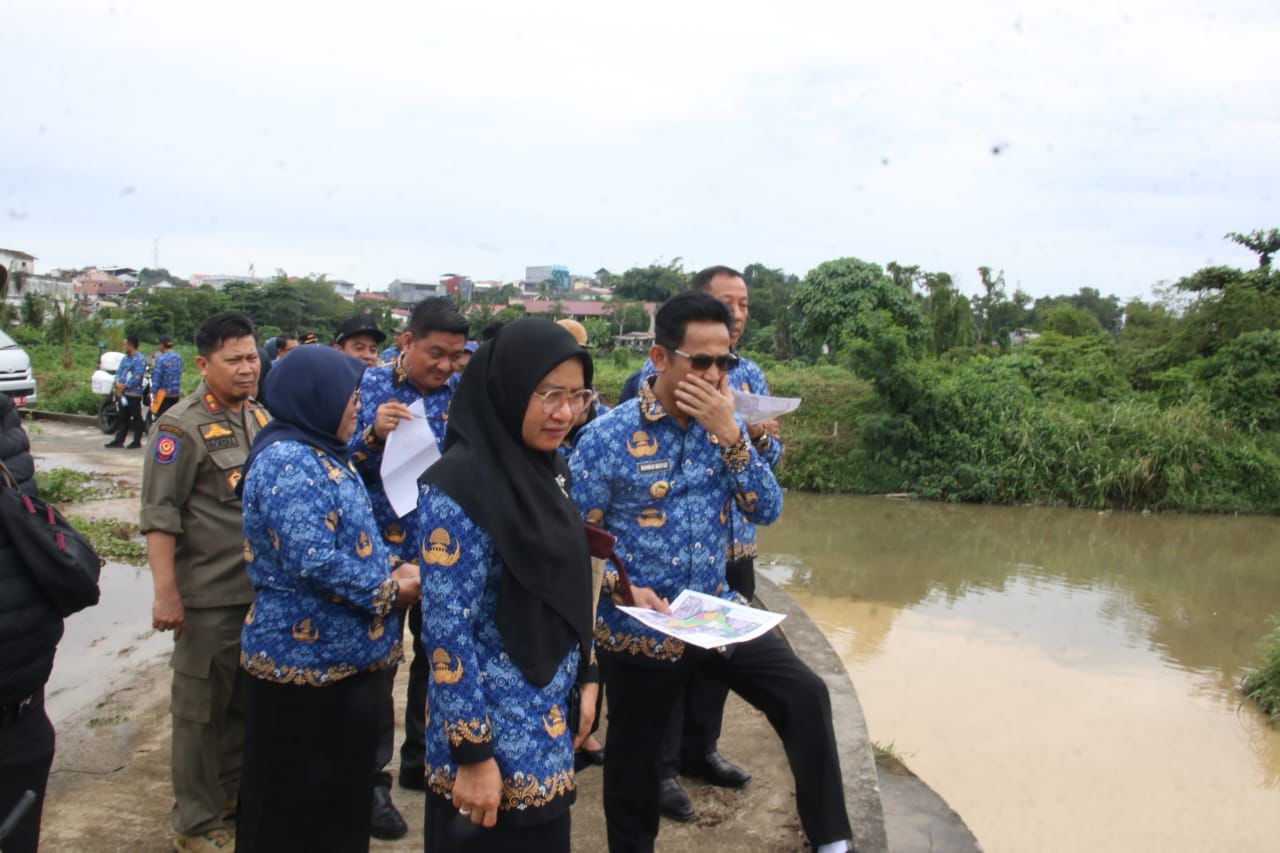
[2,0,1276,298]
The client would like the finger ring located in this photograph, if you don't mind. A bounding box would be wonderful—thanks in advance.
[458,808,471,816]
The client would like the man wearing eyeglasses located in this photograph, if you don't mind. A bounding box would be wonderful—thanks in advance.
[569,292,850,853]
[617,265,784,818]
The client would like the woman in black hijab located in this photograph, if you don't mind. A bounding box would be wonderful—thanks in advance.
[237,345,421,852]
[418,318,597,852]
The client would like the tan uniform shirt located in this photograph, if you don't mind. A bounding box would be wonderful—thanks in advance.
[140,381,270,609]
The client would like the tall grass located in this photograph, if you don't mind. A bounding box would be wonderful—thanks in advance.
[1242,622,1280,726]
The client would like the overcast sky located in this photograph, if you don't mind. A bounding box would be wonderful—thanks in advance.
[3,0,1277,302]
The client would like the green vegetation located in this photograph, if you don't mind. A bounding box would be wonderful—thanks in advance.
[68,516,147,565]
[872,740,914,775]
[36,468,136,503]
[15,229,1280,514]
[1242,622,1280,726]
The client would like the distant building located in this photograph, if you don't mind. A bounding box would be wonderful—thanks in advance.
[74,269,128,302]
[331,279,358,301]
[439,274,474,301]
[387,279,447,305]
[99,266,138,279]
[518,299,656,332]
[355,290,388,303]
[1010,328,1042,347]
[189,273,265,290]
[0,249,37,277]
[525,265,571,293]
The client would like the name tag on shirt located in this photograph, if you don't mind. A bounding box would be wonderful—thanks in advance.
[637,459,671,475]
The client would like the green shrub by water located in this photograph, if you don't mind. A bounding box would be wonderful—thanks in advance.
[1243,622,1280,726]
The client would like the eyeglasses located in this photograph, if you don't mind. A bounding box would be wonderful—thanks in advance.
[531,388,597,415]
[670,349,740,372]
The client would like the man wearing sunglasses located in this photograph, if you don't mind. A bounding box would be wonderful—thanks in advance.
[569,292,850,853]
[617,265,784,819]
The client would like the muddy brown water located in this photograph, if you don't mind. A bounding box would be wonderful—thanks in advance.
[758,493,1280,853]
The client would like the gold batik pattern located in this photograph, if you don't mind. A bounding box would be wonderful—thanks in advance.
[444,716,492,748]
[239,642,403,686]
[425,765,577,812]
[593,622,685,661]
[371,578,398,616]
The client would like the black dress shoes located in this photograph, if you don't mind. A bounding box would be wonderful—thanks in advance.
[370,786,408,840]
[398,766,426,791]
[658,777,696,822]
[681,751,752,788]
[574,747,605,772]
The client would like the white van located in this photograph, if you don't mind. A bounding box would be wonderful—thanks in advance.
[0,329,36,407]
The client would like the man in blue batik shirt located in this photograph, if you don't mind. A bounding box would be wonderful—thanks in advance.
[617,266,784,816]
[106,335,148,449]
[569,292,851,853]
[347,296,469,840]
[150,334,184,417]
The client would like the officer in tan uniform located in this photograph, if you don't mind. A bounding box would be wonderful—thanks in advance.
[140,312,269,853]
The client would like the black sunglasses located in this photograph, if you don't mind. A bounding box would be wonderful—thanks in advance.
[670,348,740,372]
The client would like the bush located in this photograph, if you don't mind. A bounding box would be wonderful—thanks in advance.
[1198,330,1280,432]
[1242,621,1280,726]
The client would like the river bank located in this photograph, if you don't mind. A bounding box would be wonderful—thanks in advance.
[28,418,979,852]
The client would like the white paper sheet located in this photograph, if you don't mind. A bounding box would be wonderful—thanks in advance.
[380,399,441,518]
[616,589,786,650]
[731,388,802,425]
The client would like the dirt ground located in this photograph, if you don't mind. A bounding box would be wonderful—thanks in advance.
[31,419,812,852]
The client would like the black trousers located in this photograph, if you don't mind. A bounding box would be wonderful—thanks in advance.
[373,664,397,791]
[601,633,850,853]
[659,556,756,777]
[0,689,55,853]
[424,795,570,853]
[237,671,380,853]
[399,603,429,781]
[112,395,145,445]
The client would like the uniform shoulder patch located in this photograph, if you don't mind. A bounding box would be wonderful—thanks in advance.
[154,433,180,465]
[252,408,269,428]
[157,422,185,438]
[202,393,223,414]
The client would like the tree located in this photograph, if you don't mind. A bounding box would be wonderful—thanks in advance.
[1226,228,1280,269]
[20,293,46,328]
[46,300,80,368]
[1038,304,1104,337]
[793,257,927,356]
[605,301,651,336]
[612,260,687,302]
[920,272,973,355]
[741,263,802,358]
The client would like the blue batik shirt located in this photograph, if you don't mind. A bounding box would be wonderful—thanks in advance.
[568,378,783,663]
[380,345,401,364]
[152,350,184,397]
[117,351,147,396]
[240,440,404,685]
[630,355,783,560]
[417,488,583,825]
[348,358,453,562]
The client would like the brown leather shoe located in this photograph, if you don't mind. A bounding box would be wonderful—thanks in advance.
[174,827,235,851]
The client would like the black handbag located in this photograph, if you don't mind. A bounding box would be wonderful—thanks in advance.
[0,461,102,617]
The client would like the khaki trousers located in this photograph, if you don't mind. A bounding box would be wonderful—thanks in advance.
[169,604,249,836]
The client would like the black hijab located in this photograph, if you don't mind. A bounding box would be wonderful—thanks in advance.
[424,318,594,688]
[242,345,365,484]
